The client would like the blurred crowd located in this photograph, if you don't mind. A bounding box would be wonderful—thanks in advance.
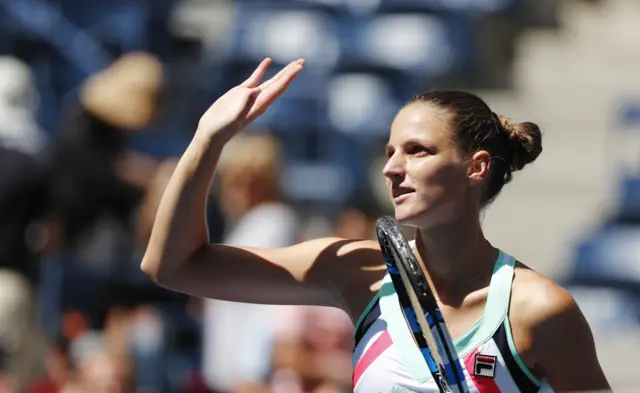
[0,49,381,393]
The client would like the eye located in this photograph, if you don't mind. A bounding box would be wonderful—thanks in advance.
[407,144,430,156]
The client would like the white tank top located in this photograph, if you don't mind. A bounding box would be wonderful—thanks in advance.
[351,250,542,393]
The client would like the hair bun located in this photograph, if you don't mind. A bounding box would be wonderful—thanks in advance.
[496,114,543,171]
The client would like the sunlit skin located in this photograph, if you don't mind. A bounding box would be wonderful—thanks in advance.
[382,103,499,296]
[141,58,612,392]
[384,103,471,229]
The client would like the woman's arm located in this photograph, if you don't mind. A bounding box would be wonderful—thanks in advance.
[145,235,380,307]
[512,272,611,393]
[533,287,611,392]
[141,58,384,310]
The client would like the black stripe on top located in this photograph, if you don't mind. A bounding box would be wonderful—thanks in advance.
[354,298,381,350]
[492,321,540,393]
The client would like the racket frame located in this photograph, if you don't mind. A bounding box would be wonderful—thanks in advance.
[376,215,469,393]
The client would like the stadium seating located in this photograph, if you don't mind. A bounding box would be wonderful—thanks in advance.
[618,176,640,221]
[567,226,640,287]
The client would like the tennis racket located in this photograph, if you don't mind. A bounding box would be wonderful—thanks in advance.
[376,215,470,393]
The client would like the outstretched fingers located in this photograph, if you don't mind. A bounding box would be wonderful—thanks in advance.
[241,58,273,88]
[259,58,305,91]
[248,60,305,121]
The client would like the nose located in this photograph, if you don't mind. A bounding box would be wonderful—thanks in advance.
[382,152,405,182]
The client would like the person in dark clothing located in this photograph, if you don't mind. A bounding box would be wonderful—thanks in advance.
[0,144,50,284]
[0,144,52,391]
[49,107,149,250]
[49,52,164,250]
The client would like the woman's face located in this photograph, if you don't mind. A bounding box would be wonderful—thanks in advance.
[383,102,472,229]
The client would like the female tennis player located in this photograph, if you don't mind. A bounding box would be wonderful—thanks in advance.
[141,58,611,393]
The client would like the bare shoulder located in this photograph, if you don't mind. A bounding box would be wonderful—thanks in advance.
[510,262,578,330]
[508,261,609,390]
[321,238,388,321]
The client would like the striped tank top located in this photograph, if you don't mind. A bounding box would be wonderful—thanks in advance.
[352,249,542,393]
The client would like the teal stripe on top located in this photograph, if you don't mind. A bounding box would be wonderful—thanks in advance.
[355,292,381,333]
[379,250,514,383]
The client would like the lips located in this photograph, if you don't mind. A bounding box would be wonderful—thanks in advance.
[392,186,414,199]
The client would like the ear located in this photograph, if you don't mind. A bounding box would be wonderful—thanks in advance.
[468,150,491,186]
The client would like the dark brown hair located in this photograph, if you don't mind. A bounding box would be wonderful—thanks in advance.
[409,90,543,207]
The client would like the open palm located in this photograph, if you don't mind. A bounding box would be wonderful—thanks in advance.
[197,58,305,141]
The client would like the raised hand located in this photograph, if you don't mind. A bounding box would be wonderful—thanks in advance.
[196,58,305,141]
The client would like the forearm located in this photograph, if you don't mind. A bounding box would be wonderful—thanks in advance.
[140,57,305,286]
[141,132,226,281]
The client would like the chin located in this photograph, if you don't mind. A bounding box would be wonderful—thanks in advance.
[393,206,428,228]
[395,203,453,232]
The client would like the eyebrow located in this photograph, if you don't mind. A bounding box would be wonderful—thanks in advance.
[386,137,433,150]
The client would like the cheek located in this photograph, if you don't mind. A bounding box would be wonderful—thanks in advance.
[414,160,468,200]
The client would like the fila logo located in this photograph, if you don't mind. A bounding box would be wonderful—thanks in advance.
[474,354,497,378]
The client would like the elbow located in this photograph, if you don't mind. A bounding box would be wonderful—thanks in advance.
[140,254,164,284]
[140,244,208,287]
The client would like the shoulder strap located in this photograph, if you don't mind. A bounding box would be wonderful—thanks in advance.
[452,250,516,357]
[475,250,516,342]
[354,294,381,349]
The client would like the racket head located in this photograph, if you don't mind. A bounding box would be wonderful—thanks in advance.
[375,216,437,310]
[375,215,468,393]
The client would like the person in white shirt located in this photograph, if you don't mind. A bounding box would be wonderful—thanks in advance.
[201,132,301,393]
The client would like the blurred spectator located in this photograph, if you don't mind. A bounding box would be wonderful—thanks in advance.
[201,132,302,393]
[48,51,164,255]
[134,157,226,252]
[135,158,181,251]
[332,200,379,241]
[26,336,71,393]
[0,56,49,158]
[0,55,52,282]
[0,145,50,282]
[119,156,223,393]
[257,199,376,392]
[262,193,378,393]
[34,51,172,392]
[268,306,353,393]
[0,267,43,392]
[0,56,52,391]
[63,348,135,393]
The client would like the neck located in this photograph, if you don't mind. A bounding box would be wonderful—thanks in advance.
[414,213,498,302]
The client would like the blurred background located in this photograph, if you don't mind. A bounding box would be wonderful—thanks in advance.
[0,0,638,392]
